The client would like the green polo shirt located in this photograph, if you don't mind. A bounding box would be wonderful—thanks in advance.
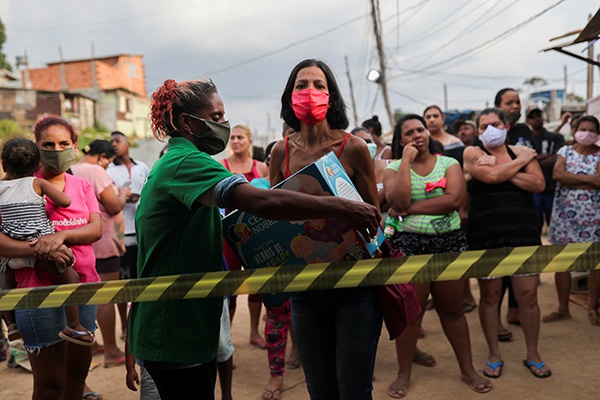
[129,137,232,363]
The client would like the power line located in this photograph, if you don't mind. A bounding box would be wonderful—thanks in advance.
[399,0,515,66]
[201,13,369,77]
[385,0,480,50]
[389,87,431,107]
[12,0,196,32]
[395,0,568,77]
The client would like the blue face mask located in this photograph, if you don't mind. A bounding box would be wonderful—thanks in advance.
[367,143,377,159]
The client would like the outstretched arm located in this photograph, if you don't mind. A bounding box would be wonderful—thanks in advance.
[35,178,71,207]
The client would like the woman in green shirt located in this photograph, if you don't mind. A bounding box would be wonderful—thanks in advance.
[129,78,380,400]
[383,114,491,398]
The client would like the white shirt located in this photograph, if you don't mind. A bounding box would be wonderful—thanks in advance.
[107,158,149,238]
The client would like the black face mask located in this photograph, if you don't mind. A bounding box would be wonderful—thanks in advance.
[186,114,231,155]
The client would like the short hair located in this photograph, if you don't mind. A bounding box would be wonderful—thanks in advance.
[494,88,516,107]
[82,139,116,158]
[423,105,444,117]
[33,115,78,144]
[391,114,437,158]
[111,131,129,142]
[574,115,600,133]
[1,137,40,178]
[351,127,370,135]
[281,59,349,132]
[361,115,382,137]
[453,119,476,132]
[150,78,218,142]
[476,108,506,128]
[526,108,543,119]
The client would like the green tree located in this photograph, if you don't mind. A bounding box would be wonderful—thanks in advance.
[0,119,22,140]
[0,17,12,72]
[523,76,548,89]
[566,92,584,104]
[393,108,407,123]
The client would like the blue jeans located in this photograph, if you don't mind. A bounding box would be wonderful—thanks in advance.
[291,287,382,400]
[15,305,97,352]
[534,192,555,233]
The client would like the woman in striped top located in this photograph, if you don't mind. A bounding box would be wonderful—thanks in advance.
[383,114,491,397]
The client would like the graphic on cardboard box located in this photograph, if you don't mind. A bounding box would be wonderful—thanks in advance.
[222,151,384,305]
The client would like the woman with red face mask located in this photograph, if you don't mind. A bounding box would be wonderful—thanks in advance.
[270,59,381,400]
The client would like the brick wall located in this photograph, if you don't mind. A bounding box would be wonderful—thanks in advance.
[28,55,147,97]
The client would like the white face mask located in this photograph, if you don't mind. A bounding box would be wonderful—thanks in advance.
[479,125,507,148]
[367,143,377,159]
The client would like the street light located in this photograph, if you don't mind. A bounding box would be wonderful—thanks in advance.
[366,69,382,84]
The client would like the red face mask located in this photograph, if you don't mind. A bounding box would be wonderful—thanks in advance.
[291,88,330,125]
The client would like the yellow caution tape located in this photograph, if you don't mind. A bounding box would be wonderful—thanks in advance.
[0,242,598,311]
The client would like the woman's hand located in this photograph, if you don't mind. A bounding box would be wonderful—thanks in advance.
[52,244,75,269]
[402,143,419,163]
[514,146,537,163]
[30,231,67,261]
[127,193,141,203]
[343,200,381,240]
[126,365,140,392]
[476,155,496,167]
[119,186,132,198]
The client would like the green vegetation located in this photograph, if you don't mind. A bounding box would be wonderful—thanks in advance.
[0,119,24,140]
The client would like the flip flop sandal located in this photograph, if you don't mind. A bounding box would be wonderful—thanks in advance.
[483,360,504,378]
[58,326,95,347]
[249,338,267,349]
[497,327,512,342]
[285,356,301,369]
[588,310,600,326]
[83,390,104,400]
[262,388,282,400]
[542,311,572,323]
[461,375,493,394]
[463,301,477,313]
[387,381,410,398]
[523,360,552,379]
[413,350,436,367]
[7,323,21,341]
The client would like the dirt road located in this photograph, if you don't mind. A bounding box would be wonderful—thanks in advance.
[1,272,598,399]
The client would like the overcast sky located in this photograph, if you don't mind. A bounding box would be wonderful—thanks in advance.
[1,0,598,144]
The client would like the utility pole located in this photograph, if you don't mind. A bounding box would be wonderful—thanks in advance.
[443,83,448,110]
[370,0,395,129]
[344,56,359,127]
[564,64,568,94]
[587,13,594,100]
[58,46,68,92]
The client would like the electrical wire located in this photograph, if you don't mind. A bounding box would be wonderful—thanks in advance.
[395,0,568,77]
[201,13,369,76]
[400,0,517,67]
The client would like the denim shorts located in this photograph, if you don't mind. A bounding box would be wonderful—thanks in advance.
[15,304,97,352]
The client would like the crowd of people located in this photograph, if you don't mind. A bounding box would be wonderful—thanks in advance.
[0,58,598,400]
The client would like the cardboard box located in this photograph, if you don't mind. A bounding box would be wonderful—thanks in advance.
[222,151,384,306]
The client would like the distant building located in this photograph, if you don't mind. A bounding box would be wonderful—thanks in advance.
[26,54,151,137]
[0,85,95,133]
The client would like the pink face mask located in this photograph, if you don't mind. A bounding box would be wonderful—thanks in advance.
[291,88,329,125]
[574,130,599,146]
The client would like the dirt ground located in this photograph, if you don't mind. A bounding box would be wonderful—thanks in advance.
[1,272,599,400]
